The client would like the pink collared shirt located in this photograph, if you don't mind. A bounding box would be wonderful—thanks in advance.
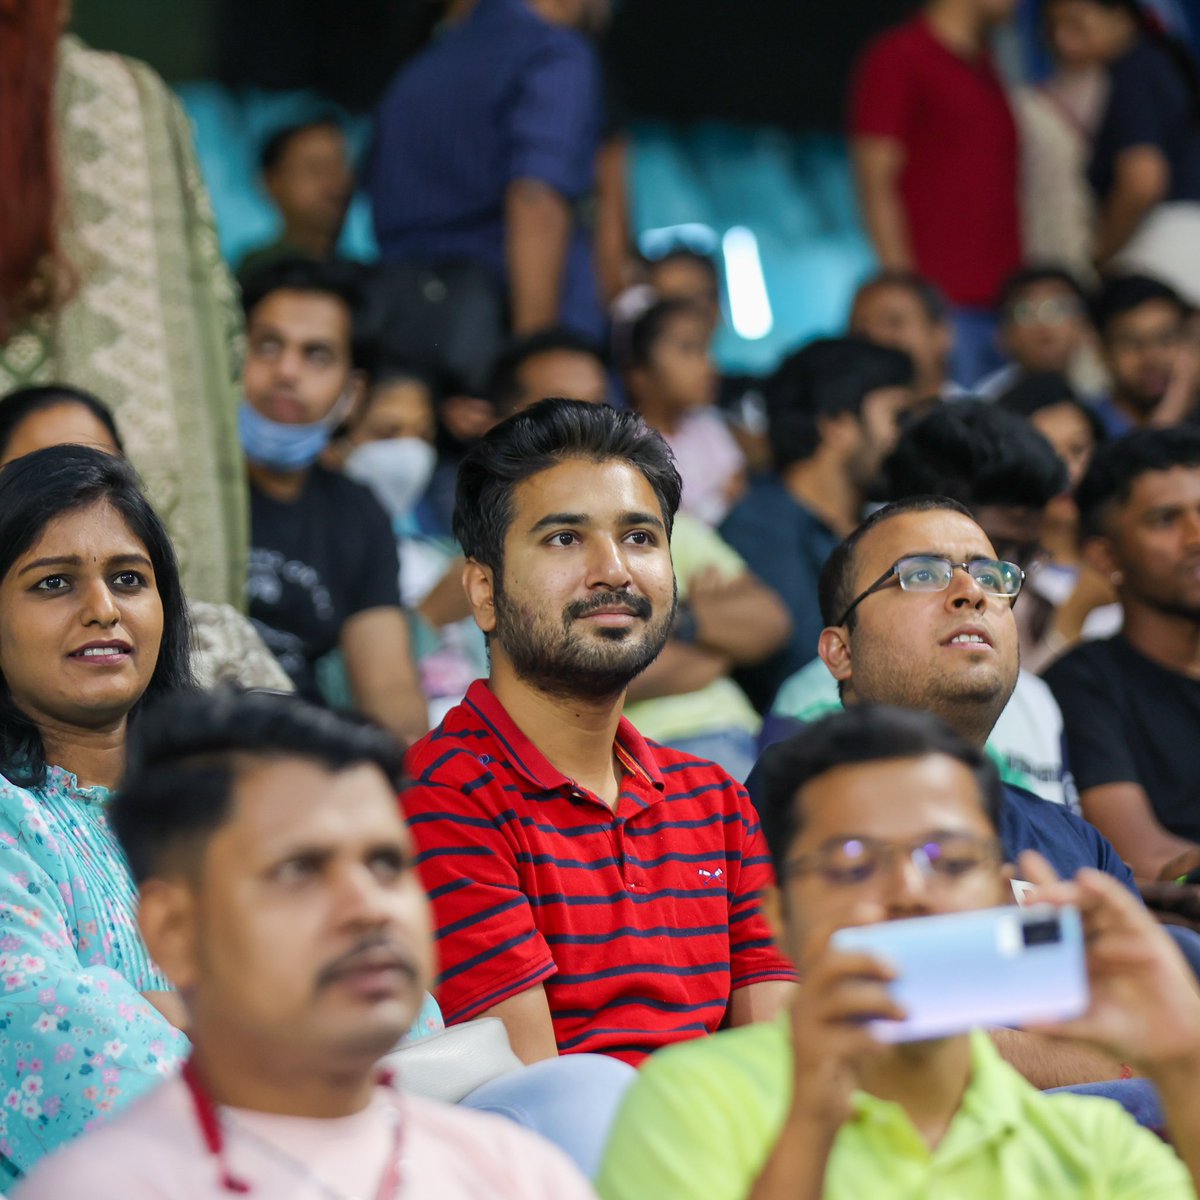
[14,1074,597,1199]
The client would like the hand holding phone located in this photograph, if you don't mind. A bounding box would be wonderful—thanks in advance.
[784,904,903,1128]
[831,903,1089,1043]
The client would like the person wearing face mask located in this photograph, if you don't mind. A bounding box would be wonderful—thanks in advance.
[240,259,429,745]
[328,364,487,724]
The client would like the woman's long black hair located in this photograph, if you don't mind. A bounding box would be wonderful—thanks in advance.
[0,445,193,787]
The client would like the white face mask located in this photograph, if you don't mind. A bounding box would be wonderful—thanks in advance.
[343,437,437,522]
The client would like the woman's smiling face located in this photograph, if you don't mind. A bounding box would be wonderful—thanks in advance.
[0,500,163,734]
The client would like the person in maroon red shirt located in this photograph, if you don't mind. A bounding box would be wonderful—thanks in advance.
[402,399,796,1067]
[849,0,1022,387]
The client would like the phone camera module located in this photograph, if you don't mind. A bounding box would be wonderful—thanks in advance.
[1021,917,1062,948]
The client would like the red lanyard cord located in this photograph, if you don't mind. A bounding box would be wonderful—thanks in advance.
[180,1058,405,1198]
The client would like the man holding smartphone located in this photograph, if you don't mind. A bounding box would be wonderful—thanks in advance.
[597,707,1200,1200]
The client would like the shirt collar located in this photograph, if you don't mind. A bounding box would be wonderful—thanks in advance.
[850,1030,1024,1160]
[462,680,665,796]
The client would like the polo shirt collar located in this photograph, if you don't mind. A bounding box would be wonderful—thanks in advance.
[462,680,666,795]
[850,1030,1023,1162]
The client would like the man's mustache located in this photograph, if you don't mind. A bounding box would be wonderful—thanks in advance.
[564,591,653,622]
[315,934,418,990]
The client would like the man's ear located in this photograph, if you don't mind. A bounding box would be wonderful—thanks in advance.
[462,559,497,635]
[1081,534,1120,585]
[816,411,859,456]
[138,878,200,993]
[818,624,853,686]
[342,371,369,427]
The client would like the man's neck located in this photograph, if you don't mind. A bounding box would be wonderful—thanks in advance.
[782,454,863,537]
[187,1038,378,1120]
[281,221,337,262]
[487,661,626,807]
[1120,597,1200,680]
[925,0,989,57]
[248,461,312,504]
[859,1034,974,1149]
[38,716,127,790]
[1111,390,1159,430]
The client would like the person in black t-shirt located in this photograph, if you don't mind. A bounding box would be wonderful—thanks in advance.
[239,259,428,745]
[1044,427,1200,880]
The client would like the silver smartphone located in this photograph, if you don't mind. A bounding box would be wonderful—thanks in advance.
[830,903,1088,1043]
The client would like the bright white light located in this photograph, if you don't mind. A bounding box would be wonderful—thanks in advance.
[721,226,773,341]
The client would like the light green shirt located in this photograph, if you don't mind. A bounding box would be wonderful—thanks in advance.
[624,514,760,744]
[597,1018,1194,1200]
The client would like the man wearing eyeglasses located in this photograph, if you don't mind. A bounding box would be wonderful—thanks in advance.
[976,266,1095,400]
[782,493,1172,1088]
[596,706,1200,1200]
[811,495,1130,887]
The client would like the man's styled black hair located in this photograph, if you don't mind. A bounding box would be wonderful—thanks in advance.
[765,336,915,471]
[755,705,1003,881]
[0,446,194,787]
[995,372,1108,447]
[1092,273,1189,338]
[1076,426,1200,539]
[997,263,1090,317]
[453,398,682,573]
[488,327,608,416]
[239,256,374,372]
[260,116,344,176]
[817,495,977,630]
[855,270,949,324]
[0,384,125,461]
[111,689,406,885]
[883,400,1068,512]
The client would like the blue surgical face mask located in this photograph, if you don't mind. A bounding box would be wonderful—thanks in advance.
[239,399,343,471]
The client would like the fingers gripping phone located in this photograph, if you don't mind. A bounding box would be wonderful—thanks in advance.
[831,904,1088,1043]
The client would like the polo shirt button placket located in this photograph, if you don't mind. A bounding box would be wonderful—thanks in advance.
[615,816,644,892]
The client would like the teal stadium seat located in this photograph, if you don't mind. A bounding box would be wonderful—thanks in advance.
[175,84,874,373]
[629,122,877,373]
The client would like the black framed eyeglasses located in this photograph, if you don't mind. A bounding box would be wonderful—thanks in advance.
[836,555,1025,627]
[780,833,1004,889]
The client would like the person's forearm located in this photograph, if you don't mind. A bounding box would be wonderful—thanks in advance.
[1094,189,1155,264]
[1150,1055,1200,1190]
[694,587,792,665]
[623,640,729,702]
[358,690,429,748]
[505,177,572,334]
[855,175,913,270]
[747,1111,837,1200]
[990,1027,1124,1089]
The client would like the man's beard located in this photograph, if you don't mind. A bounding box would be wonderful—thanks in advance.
[493,583,677,701]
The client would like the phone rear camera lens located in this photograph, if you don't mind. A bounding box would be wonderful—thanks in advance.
[1022,918,1062,948]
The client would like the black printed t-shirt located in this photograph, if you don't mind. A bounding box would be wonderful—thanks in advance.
[247,466,401,702]
[1044,636,1200,841]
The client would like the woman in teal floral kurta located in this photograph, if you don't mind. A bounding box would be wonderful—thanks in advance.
[0,447,193,1183]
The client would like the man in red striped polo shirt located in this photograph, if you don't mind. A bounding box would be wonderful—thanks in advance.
[402,399,796,1066]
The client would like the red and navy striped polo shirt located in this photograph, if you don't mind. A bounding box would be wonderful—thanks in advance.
[402,680,796,1065]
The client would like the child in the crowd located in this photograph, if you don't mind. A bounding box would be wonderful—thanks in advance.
[622,298,745,526]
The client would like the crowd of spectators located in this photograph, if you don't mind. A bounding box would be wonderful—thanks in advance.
[1,0,1200,1196]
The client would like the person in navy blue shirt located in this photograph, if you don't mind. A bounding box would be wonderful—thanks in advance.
[369,0,604,339]
[747,494,1159,1087]
[719,338,917,713]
